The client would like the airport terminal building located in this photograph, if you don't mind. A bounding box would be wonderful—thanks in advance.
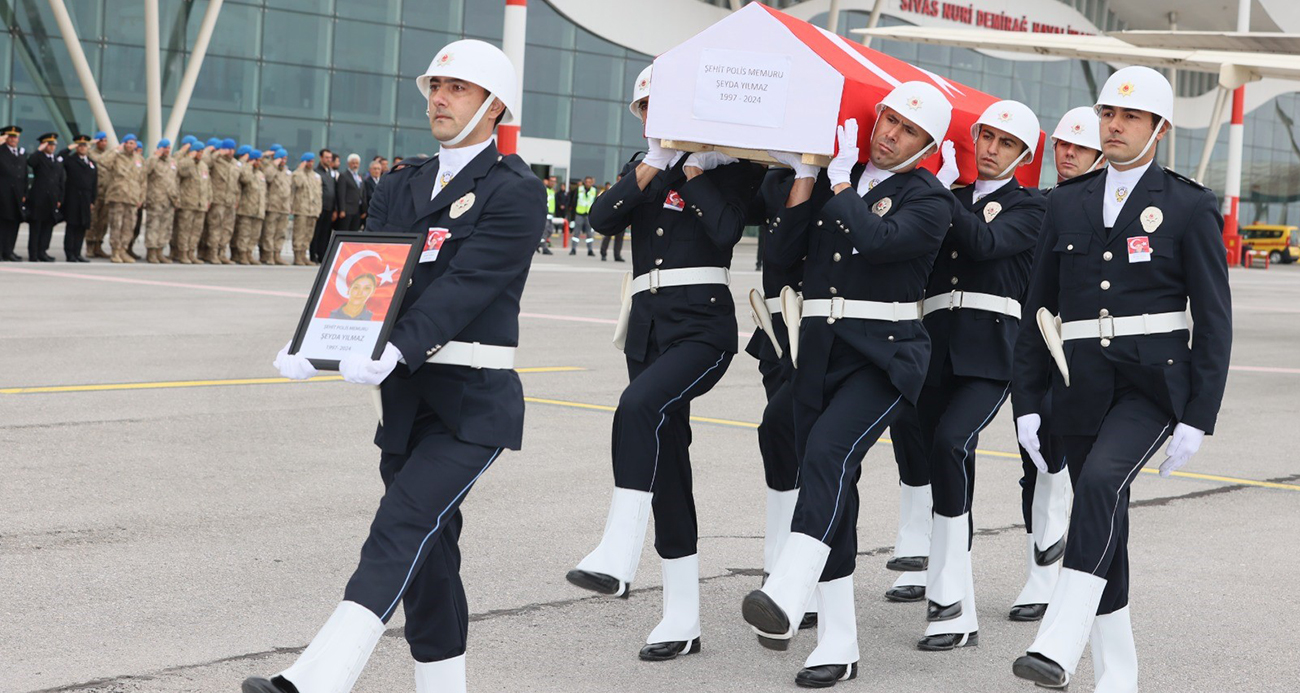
[2,0,1297,224]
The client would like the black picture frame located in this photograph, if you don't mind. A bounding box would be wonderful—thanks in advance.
[289,231,423,370]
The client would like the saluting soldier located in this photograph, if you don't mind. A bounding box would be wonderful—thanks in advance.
[742,82,953,688]
[1010,105,1103,623]
[203,138,240,264]
[174,137,212,265]
[567,64,765,663]
[0,125,27,261]
[261,148,292,265]
[233,148,268,265]
[1011,66,1232,691]
[245,39,544,693]
[25,133,66,262]
[84,132,113,259]
[143,139,180,264]
[100,134,147,264]
[61,134,97,263]
[290,152,323,266]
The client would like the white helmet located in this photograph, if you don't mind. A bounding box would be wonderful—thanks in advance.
[629,65,652,118]
[1093,66,1173,166]
[874,81,953,172]
[971,100,1040,162]
[1050,106,1101,152]
[417,39,518,146]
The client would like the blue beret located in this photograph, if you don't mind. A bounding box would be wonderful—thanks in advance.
[157,138,171,148]
[206,137,221,148]
[235,145,252,157]
[274,148,287,158]
[93,131,107,140]
[269,143,283,150]
[248,150,262,160]
[179,136,194,147]
[221,138,237,150]
[300,152,316,162]
[122,134,138,143]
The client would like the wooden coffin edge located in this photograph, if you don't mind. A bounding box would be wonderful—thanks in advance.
[661,140,832,169]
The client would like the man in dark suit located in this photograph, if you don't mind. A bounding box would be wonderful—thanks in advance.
[62,134,97,262]
[1011,66,1231,692]
[335,152,364,231]
[310,148,338,262]
[0,125,27,261]
[247,39,544,693]
[361,158,383,224]
[26,133,66,262]
[743,82,954,688]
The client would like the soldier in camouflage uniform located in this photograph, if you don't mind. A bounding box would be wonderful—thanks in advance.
[85,132,113,259]
[174,137,212,264]
[143,139,179,264]
[233,149,267,265]
[290,152,323,266]
[203,138,240,264]
[100,134,147,264]
[260,148,292,265]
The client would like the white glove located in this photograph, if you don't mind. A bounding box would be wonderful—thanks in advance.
[643,137,685,171]
[338,342,403,386]
[1016,413,1048,474]
[827,119,859,188]
[766,150,819,180]
[935,140,960,188]
[684,151,738,172]
[274,342,318,381]
[1159,423,1204,477]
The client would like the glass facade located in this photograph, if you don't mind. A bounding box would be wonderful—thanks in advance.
[2,0,1296,222]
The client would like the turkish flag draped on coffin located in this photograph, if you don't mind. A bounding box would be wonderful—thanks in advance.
[646,2,1045,187]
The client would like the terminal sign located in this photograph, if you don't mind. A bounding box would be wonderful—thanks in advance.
[693,48,792,129]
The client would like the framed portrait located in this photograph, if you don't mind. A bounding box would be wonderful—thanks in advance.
[289,231,423,370]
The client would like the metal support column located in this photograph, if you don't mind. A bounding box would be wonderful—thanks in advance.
[1222,0,1251,262]
[162,0,224,144]
[861,0,887,47]
[46,0,118,144]
[145,0,162,151]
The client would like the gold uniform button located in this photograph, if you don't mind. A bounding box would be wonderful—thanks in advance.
[775,217,781,224]
[827,317,836,324]
[709,297,716,304]
[656,228,664,236]
[1100,338,1111,347]
[1067,244,1074,251]
[1100,308,1110,317]
[1103,251,1114,261]
[951,251,958,259]
[817,220,823,226]
[833,253,841,262]
[1100,280,1111,290]
[696,211,703,217]
[654,258,663,266]
[1167,359,1174,365]
[887,335,895,342]
[950,277,959,286]
[829,287,838,295]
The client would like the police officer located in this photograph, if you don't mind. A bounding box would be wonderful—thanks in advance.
[174,137,212,265]
[290,152,322,266]
[569,175,597,256]
[1011,66,1232,691]
[62,135,97,263]
[26,133,66,262]
[261,147,291,264]
[234,148,268,265]
[567,65,764,663]
[143,139,179,264]
[203,138,240,264]
[100,134,147,264]
[0,126,27,261]
[1010,106,1103,623]
[742,82,953,688]
[245,39,543,693]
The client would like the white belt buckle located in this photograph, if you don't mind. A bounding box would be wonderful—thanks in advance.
[470,341,483,369]
[648,268,661,294]
[948,290,963,310]
[1098,316,1115,340]
[828,296,845,323]
[722,267,732,286]
[915,299,926,319]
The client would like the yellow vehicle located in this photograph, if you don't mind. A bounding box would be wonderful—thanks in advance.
[1240,225,1300,265]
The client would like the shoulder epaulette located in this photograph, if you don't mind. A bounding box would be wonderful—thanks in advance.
[1057,167,1104,188]
[391,156,432,173]
[1164,167,1209,191]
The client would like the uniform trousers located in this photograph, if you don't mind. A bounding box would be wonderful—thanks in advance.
[88,199,109,244]
[600,230,625,259]
[341,415,501,663]
[292,214,315,252]
[757,358,800,492]
[311,212,333,261]
[144,204,174,249]
[202,203,235,254]
[261,211,289,259]
[892,359,1011,518]
[613,335,732,559]
[792,347,905,582]
[175,210,206,256]
[107,202,138,251]
[1019,394,1065,534]
[0,219,18,256]
[1056,373,1172,616]
[64,221,87,259]
[234,216,264,253]
[26,219,53,258]
[889,402,932,488]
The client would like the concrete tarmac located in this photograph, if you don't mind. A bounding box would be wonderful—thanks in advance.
[2,236,1298,692]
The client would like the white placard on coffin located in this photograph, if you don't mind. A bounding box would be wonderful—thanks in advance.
[646,3,844,159]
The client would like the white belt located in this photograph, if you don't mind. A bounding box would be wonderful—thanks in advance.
[424,340,516,369]
[1060,311,1188,341]
[922,291,1021,318]
[630,267,730,295]
[765,297,782,315]
[802,297,922,323]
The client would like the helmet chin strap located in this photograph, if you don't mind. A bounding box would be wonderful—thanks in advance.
[435,93,499,148]
[887,140,936,173]
[1110,117,1166,168]
[993,147,1031,181]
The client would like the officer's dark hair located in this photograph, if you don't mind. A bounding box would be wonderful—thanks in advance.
[319,148,332,161]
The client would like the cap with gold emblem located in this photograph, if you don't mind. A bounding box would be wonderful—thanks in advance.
[73,134,91,144]
[2,125,21,137]
[38,132,58,144]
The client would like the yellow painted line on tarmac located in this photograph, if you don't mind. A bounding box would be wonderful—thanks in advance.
[0,367,584,395]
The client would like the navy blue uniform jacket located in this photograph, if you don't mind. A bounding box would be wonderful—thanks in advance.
[744,168,803,374]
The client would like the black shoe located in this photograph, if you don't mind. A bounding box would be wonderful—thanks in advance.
[917,631,978,651]
[800,612,818,630]
[569,249,576,255]
[76,254,91,263]
[241,676,298,693]
[565,569,629,597]
[587,249,595,256]
[600,254,607,261]
[39,254,56,262]
[614,256,625,262]
[1012,653,1069,688]
[1035,539,1065,566]
[542,248,553,255]
[887,556,928,572]
[3,252,21,261]
[639,637,701,661]
[742,589,791,650]
[885,584,926,602]
[795,662,857,688]
[1009,603,1047,622]
[755,262,763,271]
[927,599,962,622]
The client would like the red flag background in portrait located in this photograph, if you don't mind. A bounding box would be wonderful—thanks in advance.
[312,241,410,322]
